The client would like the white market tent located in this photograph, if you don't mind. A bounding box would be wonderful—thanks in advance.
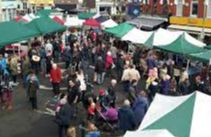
[22,13,39,22]
[153,28,206,47]
[101,19,118,28]
[121,28,153,44]
[65,16,85,27]
[124,91,211,137]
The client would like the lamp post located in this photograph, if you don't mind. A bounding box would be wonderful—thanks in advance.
[200,0,207,42]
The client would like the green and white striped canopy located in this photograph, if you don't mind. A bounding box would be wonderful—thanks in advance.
[125,92,211,137]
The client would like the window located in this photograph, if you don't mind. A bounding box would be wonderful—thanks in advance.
[191,0,198,17]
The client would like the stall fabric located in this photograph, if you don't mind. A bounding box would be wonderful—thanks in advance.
[21,14,34,22]
[78,12,96,19]
[95,16,108,23]
[101,19,118,28]
[26,17,66,35]
[65,16,84,27]
[37,9,57,17]
[83,19,100,27]
[121,28,154,46]
[153,28,206,47]
[153,28,183,46]
[125,92,211,137]
[189,50,211,62]
[104,23,134,38]
[154,33,206,54]
[52,16,65,25]
[0,21,39,47]
[205,44,211,49]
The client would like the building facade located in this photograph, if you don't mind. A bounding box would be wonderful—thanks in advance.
[140,0,211,42]
[0,0,23,21]
[141,0,211,18]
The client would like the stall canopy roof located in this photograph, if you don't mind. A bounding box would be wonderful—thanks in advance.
[37,9,57,17]
[52,16,65,25]
[189,50,211,62]
[26,17,66,35]
[95,16,108,23]
[104,22,134,38]
[78,12,96,19]
[154,34,206,54]
[125,92,211,137]
[0,21,39,47]
[128,17,166,30]
[83,19,100,27]
[101,19,118,28]
[121,28,154,47]
[65,16,84,27]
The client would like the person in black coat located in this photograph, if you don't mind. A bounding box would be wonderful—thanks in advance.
[191,75,206,93]
[56,99,75,137]
[107,79,117,106]
[118,99,136,134]
[94,56,105,84]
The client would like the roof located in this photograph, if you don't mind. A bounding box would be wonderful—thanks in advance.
[0,21,39,47]
[128,17,166,30]
[25,17,66,35]
[155,34,206,55]
[125,92,211,137]
[78,12,96,19]
[104,22,134,38]
[83,19,100,27]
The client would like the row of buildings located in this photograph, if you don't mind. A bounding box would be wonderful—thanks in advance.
[0,0,211,42]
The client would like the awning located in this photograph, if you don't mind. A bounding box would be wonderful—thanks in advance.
[168,24,211,36]
[28,0,54,5]
[55,4,77,11]
[127,17,167,30]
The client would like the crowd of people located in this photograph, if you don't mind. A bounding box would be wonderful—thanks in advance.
[0,27,210,137]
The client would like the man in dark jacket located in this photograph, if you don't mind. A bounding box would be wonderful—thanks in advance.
[118,99,136,134]
[132,91,149,127]
[27,72,39,110]
[192,75,206,93]
[56,100,75,137]
[107,79,117,106]
[94,56,105,84]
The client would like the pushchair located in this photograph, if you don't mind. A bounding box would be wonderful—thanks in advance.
[95,105,118,133]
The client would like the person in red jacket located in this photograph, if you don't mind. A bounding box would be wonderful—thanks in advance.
[50,63,62,94]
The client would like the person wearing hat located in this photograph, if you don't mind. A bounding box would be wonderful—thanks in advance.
[50,63,62,94]
[118,99,136,133]
[98,89,109,109]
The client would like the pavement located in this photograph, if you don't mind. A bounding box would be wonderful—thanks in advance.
[0,62,145,137]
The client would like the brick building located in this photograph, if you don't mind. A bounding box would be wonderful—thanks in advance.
[140,0,211,42]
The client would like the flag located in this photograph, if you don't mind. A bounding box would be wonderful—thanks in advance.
[127,3,141,17]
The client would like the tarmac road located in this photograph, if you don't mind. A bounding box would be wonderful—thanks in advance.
[0,63,145,137]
